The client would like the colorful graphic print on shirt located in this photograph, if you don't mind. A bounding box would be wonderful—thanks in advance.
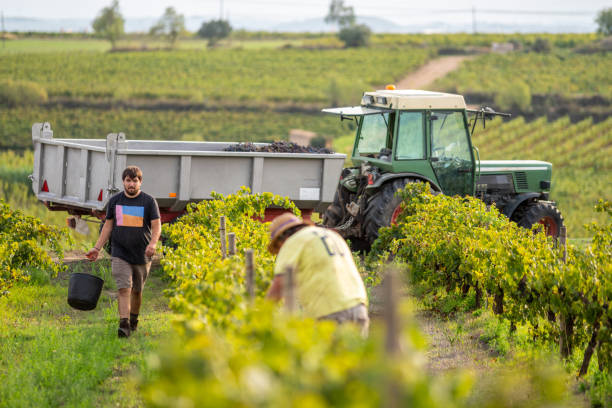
[115,205,144,227]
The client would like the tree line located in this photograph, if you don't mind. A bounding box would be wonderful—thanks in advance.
[91,0,375,50]
[92,0,232,49]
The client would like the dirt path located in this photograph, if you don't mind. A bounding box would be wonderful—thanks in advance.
[370,283,493,375]
[396,55,474,90]
[417,310,494,373]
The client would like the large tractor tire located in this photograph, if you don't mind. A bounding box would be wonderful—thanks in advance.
[363,178,415,245]
[512,201,564,237]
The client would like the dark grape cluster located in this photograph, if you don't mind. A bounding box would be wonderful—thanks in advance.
[223,141,334,154]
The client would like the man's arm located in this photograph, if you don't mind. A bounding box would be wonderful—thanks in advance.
[86,219,113,261]
[266,274,284,301]
[145,218,161,258]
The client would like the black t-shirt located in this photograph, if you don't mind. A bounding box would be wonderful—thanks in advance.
[105,191,160,265]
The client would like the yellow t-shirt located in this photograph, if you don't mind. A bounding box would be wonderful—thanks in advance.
[274,226,368,318]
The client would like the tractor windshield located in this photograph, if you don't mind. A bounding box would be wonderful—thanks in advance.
[430,111,471,162]
[356,113,391,157]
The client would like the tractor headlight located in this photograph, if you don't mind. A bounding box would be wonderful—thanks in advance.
[540,180,551,189]
[376,96,388,105]
[362,95,374,105]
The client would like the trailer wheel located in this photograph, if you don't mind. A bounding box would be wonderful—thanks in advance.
[98,221,112,255]
[512,201,564,237]
[363,178,415,245]
[160,214,185,250]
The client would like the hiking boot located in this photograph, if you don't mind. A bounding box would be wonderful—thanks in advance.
[118,318,131,338]
[129,313,139,332]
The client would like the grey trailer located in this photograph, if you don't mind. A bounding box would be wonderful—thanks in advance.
[31,123,345,223]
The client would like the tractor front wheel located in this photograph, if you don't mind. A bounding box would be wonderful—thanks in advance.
[513,201,564,237]
[363,178,414,245]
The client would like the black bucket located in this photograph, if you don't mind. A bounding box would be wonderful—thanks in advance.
[67,273,104,311]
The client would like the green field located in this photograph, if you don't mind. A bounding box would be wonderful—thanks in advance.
[0,38,111,53]
[3,32,598,53]
[371,32,599,48]
[0,48,430,104]
[434,52,612,99]
[0,37,307,54]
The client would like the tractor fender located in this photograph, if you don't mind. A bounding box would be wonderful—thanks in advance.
[502,193,541,218]
[366,173,441,192]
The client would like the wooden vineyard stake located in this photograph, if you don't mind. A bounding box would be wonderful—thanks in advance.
[219,216,227,259]
[284,265,296,312]
[245,249,255,302]
[384,267,400,408]
[384,267,400,355]
[228,233,237,256]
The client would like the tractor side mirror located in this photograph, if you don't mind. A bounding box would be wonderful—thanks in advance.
[483,107,496,120]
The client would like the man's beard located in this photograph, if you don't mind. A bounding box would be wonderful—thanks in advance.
[125,187,139,196]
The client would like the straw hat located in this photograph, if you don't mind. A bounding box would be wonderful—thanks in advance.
[268,213,306,254]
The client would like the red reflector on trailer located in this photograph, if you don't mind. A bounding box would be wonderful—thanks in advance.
[367,174,374,185]
[41,180,49,192]
[97,189,104,201]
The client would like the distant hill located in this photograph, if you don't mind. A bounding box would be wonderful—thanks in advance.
[3,14,598,34]
[272,16,404,33]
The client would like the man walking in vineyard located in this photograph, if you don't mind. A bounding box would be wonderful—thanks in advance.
[266,213,369,335]
[86,166,161,338]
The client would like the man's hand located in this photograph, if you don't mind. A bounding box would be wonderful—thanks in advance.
[90,219,113,262]
[266,275,284,301]
[85,247,100,262]
[145,243,156,259]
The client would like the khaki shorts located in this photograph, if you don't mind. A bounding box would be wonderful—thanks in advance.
[111,257,151,291]
[320,303,370,337]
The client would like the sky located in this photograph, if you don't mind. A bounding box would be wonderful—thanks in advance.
[1,0,609,22]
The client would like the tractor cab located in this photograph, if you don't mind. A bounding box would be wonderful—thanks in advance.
[323,89,476,197]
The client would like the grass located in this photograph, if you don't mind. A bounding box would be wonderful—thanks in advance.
[400,276,607,406]
[414,301,594,407]
[0,259,173,408]
[0,38,111,54]
[1,33,599,55]
[220,39,304,49]
[0,38,304,54]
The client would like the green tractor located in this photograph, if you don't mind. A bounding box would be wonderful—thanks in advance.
[322,89,564,249]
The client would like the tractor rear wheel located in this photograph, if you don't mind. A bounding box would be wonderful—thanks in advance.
[363,178,414,245]
[513,201,564,237]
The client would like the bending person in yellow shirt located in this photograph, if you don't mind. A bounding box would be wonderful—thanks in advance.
[266,213,369,335]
